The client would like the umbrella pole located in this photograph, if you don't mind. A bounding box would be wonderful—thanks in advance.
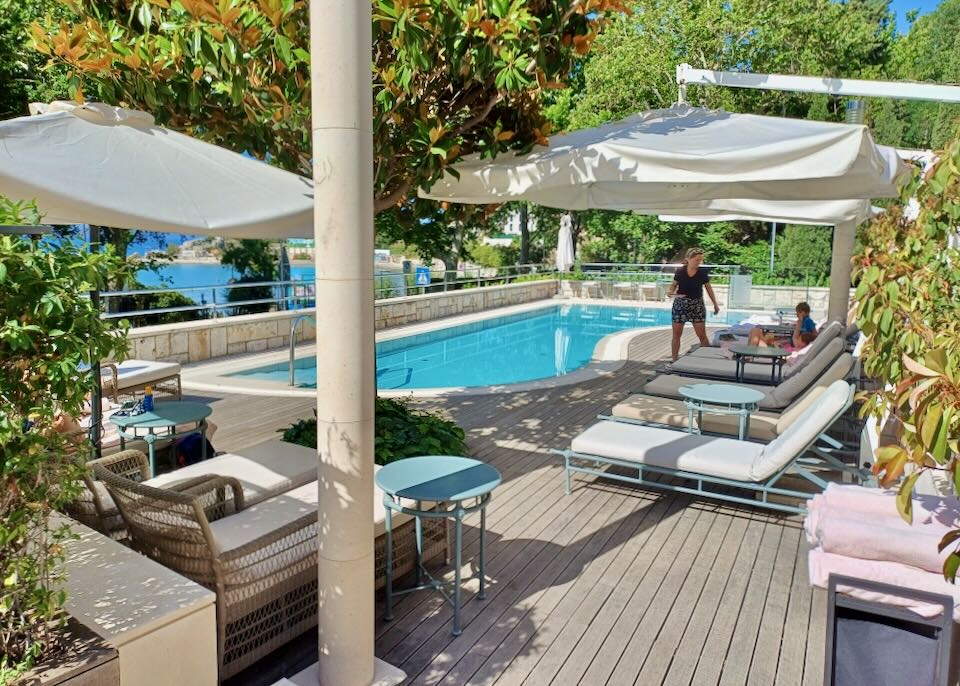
[88,225,102,457]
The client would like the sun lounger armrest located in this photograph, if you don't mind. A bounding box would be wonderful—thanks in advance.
[175,475,245,520]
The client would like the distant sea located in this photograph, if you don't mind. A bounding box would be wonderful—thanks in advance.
[136,262,317,303]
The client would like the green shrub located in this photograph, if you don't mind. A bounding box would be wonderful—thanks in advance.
[0,200,129,679]
[281,397,467,465]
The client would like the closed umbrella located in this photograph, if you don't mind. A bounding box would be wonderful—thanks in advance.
[556,213,574,272]
[421,105,908,209]
[0,101,313,237]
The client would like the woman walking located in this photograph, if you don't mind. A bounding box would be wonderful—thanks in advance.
[667,248,720,360]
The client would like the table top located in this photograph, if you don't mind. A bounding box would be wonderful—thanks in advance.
[729,344,791,358]
[376,455,502,502]
[109,400,211,429]
[679,383,766,405]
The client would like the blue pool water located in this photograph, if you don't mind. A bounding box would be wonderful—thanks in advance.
[228,304,749,390]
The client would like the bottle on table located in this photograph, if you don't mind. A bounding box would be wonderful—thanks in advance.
[143,385,154,412]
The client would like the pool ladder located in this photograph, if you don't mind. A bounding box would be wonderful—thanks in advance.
[289,314,315,386]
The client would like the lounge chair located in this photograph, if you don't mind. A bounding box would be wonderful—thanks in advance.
[101,359,182,401]
[645,337,846,411]
[610,353,854,442]
[553,380,866,514]
[95,461,447,679]
[666,320,843,384]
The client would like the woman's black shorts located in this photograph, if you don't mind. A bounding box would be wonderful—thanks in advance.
[672,296,706,323]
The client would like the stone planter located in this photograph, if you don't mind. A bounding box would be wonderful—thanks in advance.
[20,618,119,686]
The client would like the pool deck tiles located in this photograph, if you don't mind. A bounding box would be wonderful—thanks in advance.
[206,326,824,686]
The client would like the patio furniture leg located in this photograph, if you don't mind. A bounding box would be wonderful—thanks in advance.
[564,455,572,495]
[453,504,464,636]
[200,419,207,461]
[384,501,394,622]
[478,504,486,600]
[415,500,423,587]
[145,432,157,477]
[739,408,747,440]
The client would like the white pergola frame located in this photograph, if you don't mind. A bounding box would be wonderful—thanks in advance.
[676,64,960,103]
[674,64,952,321]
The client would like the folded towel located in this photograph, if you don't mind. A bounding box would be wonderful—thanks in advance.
[808,550,960,620]
[807,484,960,533]
[814,515,950,575]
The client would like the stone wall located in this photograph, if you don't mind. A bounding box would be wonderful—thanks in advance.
[127,280,559,364]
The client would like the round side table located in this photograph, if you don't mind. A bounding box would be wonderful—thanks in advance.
[729,344,791,383]
[110,400,211,476]
[679,383,766,440]
[376,455,502,636]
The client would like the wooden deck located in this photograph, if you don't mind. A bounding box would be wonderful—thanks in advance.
[207,327,825,686]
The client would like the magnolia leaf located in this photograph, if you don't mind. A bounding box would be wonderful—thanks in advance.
[938,529,960,554]
[924,349,949,375]
[896,471,920,523]
[903,353,941,378]
[944,552,960,583]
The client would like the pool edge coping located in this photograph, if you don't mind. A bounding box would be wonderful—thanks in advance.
[179,298,690,398]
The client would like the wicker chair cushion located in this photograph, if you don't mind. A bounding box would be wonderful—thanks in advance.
[101,360,182,392]
[148,438,316,506]
[210,469,422,553]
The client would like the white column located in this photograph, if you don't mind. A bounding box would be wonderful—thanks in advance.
[310,1,375,685]
[828,220,857,321]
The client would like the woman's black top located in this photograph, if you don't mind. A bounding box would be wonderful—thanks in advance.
[673,266,710,299]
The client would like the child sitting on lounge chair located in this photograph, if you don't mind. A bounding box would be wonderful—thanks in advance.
[746,301,819,352]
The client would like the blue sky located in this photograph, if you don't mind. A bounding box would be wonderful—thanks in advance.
[890,0,942,32]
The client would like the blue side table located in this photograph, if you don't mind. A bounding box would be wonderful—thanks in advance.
[679,383,766,440]
[376,455,502,636]
[110,400,211,476]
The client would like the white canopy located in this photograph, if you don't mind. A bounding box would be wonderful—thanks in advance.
[0,102,313,238]
[421,105,909,209]
[654,198,879,226]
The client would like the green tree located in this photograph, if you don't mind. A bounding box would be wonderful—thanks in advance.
[870,0,960,149]
[0,0,71,119]
[34,0,626,214]
[565,0,895,130]
[776,224,833,280]
[0,197,128,679]
[854,135,960,581]
[220,239,277,314]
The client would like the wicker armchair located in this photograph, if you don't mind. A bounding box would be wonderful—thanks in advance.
[67,450,151,538]
[94,464,447,679]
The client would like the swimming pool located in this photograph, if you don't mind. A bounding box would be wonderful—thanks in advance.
[226,304,748,391]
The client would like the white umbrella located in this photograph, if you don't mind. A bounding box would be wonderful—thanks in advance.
[421,105,909,209]
[654,198,880,226]
[0,101,313,237]
[555,213,574,272]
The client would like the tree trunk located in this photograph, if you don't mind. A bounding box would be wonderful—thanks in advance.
[570,212,583,260]
[518,202,530,266]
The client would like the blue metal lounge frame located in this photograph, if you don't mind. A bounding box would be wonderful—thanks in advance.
[553,388,870,515]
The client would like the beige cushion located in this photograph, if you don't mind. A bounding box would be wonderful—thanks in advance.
[102,360,181,391]
[667,354,791,383]
[767,338,844,408]
[752,380,851,480]
[147,438,316,506]
[775,353,853,434]
[209,468,419,552]
[570,421,762,481]
[610,395,780,441]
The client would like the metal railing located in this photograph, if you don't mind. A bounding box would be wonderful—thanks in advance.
[289,314,315,386]
[98,263,556,322]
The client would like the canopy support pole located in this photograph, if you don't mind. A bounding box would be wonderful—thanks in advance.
[311,0,378,683]
[828,221,856,321]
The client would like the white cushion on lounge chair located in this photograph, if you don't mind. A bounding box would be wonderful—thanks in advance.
[210,468,416,552]
[753,380,852,480]
[101,360,181,390]
[571,422,762,481]
[767,338,844,408]
[574,380,853,483]
[148,438,316,506]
